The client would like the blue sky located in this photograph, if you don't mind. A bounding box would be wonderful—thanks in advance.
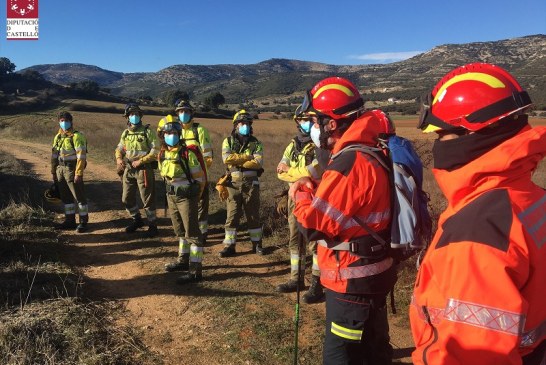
[1,0,545,73]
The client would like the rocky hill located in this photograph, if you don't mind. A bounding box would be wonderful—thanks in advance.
[21,34,546,107]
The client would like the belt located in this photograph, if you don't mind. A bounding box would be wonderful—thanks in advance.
[318,230,390,259]
[124,158,152,170]
[58,159,76,166]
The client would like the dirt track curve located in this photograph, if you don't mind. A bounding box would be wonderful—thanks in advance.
[0,139,414,364]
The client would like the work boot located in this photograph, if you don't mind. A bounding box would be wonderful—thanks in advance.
[76,215,88,233]
[125,216,145,233]
[302,275,325,304]
[176,262,203,284]
[276,279,304,293]
[55,214,77,230]
[219,245,236,258]
[76,222,87,233]
[146,223,158,238]
[164,254,189,272]
[253,241,265,255]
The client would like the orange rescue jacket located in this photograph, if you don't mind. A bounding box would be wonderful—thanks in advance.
[294,113,397,295]
[410,125,546,365]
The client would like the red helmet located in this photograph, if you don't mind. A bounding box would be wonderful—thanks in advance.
[368,109,395,135]
[308,77,364,120]
[419,63,532,133]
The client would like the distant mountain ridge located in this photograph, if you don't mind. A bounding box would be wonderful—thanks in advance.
[22,35,546,106]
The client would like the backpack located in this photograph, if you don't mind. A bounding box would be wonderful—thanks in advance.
[159,143,208,185]
[332,135,432,263]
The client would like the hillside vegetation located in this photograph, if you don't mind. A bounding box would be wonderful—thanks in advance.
[17,34,546,113]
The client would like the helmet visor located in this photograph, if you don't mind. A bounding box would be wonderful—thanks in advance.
[417,93,432,130]
[296,91,313,117]
[162,122,182,133]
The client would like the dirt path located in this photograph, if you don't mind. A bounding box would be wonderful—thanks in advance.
[0,139,414,364]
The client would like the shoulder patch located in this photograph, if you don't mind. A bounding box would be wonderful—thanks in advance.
[436,189,512,251]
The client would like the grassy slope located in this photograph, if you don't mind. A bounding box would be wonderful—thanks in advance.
[0,149,162,365]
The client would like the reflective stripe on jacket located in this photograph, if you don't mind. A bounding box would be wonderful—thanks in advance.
[115,124,159,164]
[293,114,396,295]
[222,135,263,180]
[410,125,546,365]
[51,130,87,176]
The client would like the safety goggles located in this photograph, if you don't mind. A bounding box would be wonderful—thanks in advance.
[234,113,252,123]
[124,103,140,115]
[174,99,192,109]
[295,91,313,117]
[294,109,318,122]
[296,90,364,119]
[417,93,461,132]
[162,122,182,133]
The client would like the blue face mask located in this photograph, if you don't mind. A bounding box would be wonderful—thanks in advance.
[164,133,180,147]
[178,112,191,124]
[299,121,312,134]
[238,124,250,136]
[129,115,141,125]
[59,121,71,131]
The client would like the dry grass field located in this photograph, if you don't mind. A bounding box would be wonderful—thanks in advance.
[0,106,545,364]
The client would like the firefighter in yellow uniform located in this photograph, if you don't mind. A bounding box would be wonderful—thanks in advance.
[51,111,89,233]
[170,100,213,243]
[159,121,206,283]
[219,110,264,257]
[115,103,159,237]
[276,110,325,303]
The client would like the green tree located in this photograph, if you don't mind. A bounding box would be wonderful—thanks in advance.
[21,69,45,81]
[68,80,100,96]
[203,92,225,110]
[0,57,16,76]
[162,89,190,107]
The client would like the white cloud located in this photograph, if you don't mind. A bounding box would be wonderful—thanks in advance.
[349,51,423,63]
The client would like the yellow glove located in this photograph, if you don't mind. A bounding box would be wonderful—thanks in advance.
[215,184,229,202]
[216,174,230,201]
[224,153,252,166]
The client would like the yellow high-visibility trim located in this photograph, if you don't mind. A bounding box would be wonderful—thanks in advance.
[313,84,354,99]
[433,73,505,105]
[331,322,363,341]
[422,124,442,133]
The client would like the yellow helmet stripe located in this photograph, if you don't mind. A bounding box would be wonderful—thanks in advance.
[433,72,506,105]
[313,84,354,99]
